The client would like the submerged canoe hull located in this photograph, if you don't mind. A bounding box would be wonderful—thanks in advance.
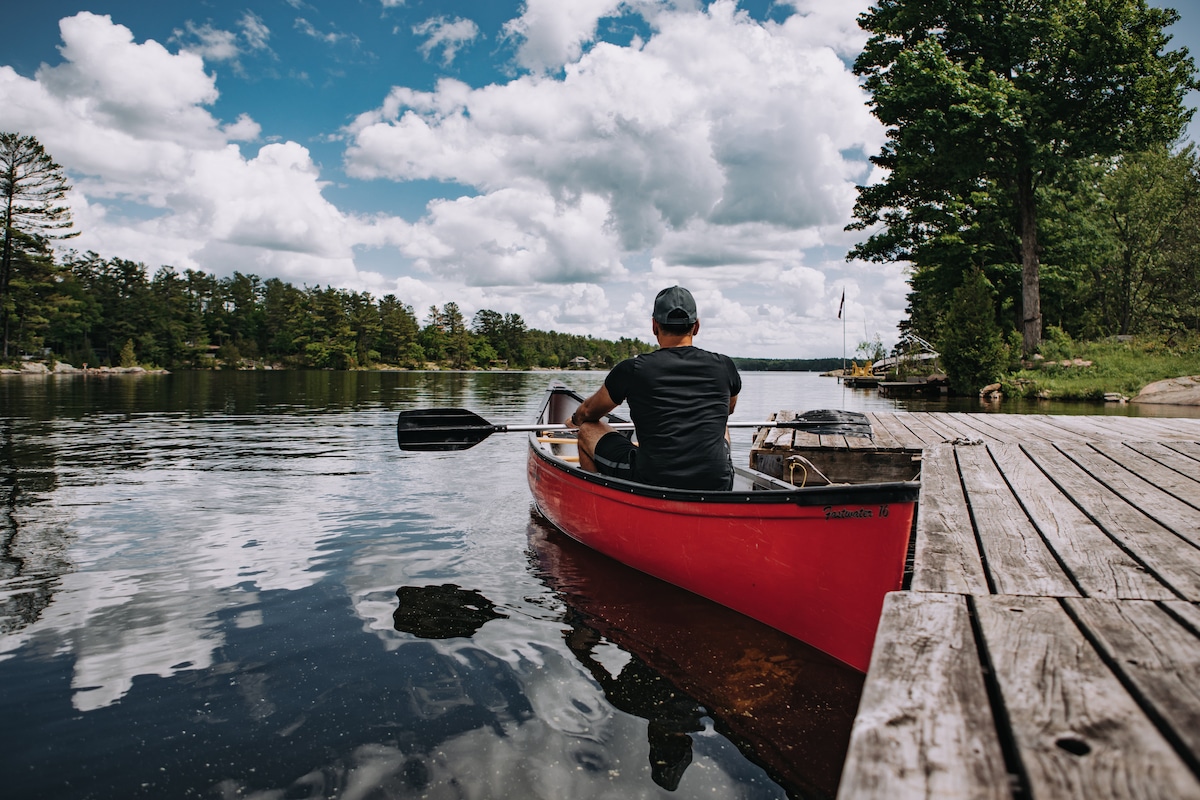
[526,394,918,672]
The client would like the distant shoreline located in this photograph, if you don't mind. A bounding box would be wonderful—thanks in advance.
[3,359,842,375]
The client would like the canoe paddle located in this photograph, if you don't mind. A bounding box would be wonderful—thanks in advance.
[396,407,873,451]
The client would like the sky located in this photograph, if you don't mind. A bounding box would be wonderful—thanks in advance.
[1,1,1197,359]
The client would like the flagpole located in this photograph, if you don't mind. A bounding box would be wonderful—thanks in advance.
[839,288,846,382]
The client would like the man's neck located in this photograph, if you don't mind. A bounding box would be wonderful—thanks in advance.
[656,334,693,348]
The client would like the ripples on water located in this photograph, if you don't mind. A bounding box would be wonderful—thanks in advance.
[0,370,1171,798]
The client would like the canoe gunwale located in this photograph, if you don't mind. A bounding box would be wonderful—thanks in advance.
[528,442,921,506]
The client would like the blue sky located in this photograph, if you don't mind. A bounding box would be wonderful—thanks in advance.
[1,1,1197,358]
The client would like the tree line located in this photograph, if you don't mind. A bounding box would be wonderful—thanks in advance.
[6,250,656,370]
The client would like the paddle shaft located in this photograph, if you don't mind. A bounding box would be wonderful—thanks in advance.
[396,406,873,451]
[488,421,850,433]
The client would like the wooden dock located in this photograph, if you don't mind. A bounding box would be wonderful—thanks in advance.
[751,412,1200,799]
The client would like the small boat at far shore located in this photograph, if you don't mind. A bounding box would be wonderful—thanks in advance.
[526,382,920,672]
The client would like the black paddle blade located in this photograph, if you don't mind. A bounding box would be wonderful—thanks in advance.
[791,409,873,438]
[396,408,497,451]
[797,409,869,425]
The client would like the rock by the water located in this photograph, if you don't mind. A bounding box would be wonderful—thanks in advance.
[1132,375,1200,406]
[1,362,169,376]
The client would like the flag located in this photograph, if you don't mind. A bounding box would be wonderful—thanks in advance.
[837,289,844,319]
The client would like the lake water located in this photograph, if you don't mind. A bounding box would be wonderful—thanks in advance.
[0,370,1187,800]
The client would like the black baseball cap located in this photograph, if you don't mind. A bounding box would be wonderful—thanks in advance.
[652,286,697,325]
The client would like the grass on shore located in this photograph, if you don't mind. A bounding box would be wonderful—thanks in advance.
[999,332,1200,401]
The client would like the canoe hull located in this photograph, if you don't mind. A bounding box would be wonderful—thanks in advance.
[527,441,916,672]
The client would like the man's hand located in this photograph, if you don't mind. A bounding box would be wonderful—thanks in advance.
[571,386,618,428]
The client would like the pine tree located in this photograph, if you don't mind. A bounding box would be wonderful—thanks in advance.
[119,338,137,368]
[939,269,1006,396]
[1,133,77,357]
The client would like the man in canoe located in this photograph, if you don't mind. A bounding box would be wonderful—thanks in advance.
[568,285,741,490]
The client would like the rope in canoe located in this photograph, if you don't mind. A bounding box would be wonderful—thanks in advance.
[786,455,832,487]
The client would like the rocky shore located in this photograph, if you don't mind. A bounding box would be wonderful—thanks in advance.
[1131,375,1200,406]
[0,361,169,375]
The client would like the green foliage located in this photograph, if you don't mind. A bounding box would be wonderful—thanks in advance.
[218,341,242,369]
[378,294,421,364]
[1085,146,1200,337]
[1004,329,1024,368]
[938,269,1006,395]
[1039,325,1075,362]
[1002,333,1200,400]
[119,338,137,368]
[850,0,1198,355]
[857,334,887,362]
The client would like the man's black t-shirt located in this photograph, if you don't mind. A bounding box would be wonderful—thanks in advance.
[604,346,741,490]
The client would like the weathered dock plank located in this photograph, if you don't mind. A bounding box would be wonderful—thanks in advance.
[893,413,953,447]
[941,411,1024,444]
[1167,600,1200,633]
[1165,441,1200,462]
[1023,442,1200,599]
[819,432,848,449]
[912,412,970,443]
[754,410,798,450]
[974,595,1200,799]
[1054,442,1200,550]
[1065,598,1200,764]
[1126,442,1200,482]
[845,428,879,449]
[865,412,921,449]
[1042,413,1126,442]
[954,444,1079,596]
[1029,413,1115,442]
[862,413,905,449]
[1114,416,1195,440]
[837,592,1010,800]
[910,446,990,594]
[1005,412,1088,443]
[963,410,1065,443]
[988,445,1177,600]
[1089,442,1200,508]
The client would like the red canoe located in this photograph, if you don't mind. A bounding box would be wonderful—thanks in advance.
[526,383,920,672]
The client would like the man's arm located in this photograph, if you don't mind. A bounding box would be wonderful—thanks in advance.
[724,394,738,442]
[569,385,619,427]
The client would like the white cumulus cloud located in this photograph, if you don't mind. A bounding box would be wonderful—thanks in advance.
[345,0,885,317]
[0,12,404,291]
[414,16,481,65]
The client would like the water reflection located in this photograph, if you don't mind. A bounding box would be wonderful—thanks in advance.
[0,392,384,710]
[527,518,862,798]
[393,584,509,639]
[0,370,985,799]
[563,605,706,791]
[1,416,73,637]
